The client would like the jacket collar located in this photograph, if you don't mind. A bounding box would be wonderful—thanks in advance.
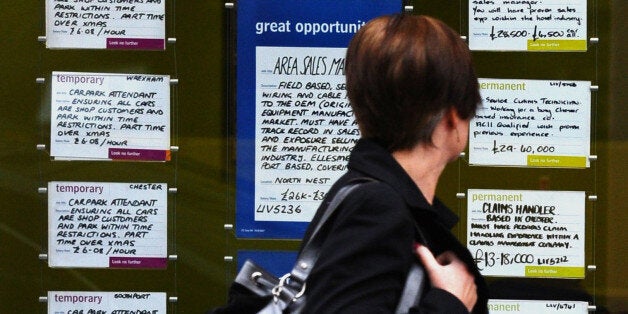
[347,138,459,229]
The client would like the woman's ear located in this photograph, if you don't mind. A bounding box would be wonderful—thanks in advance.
[430,108,461,148]
[445,107,470,148]
[445,107,463,130]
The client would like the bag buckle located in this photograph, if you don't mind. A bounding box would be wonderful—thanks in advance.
[272,273,306,304]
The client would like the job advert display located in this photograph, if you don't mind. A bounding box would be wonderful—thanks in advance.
[47,291,166,314]
[467,189,585,278]
[46,0,166,50]
[51,71,171,161]
[469,78,591,168]
[488,299,588,314]
[48,181,168,268]
[469,0,587,51]
[253,46,358,222]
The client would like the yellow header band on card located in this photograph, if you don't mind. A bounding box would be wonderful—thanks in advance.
[525,266,585,278]
[527,39,587,51]
[527,155,587,168]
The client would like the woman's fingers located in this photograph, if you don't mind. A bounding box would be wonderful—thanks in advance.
[414,244,477,312]
[414,243,440,273]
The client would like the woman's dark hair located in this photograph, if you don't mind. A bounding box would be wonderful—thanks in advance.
[345,14,481,151]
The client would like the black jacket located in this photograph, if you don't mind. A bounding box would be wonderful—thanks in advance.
[300,139,489,314]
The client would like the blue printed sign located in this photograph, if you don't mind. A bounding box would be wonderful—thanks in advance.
[237,250,299,277]
[235,0,402,238]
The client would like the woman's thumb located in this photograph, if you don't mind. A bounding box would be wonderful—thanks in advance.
[415,243,439,272]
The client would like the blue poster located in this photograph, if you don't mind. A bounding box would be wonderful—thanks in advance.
[237,250,298,277]
[236,0,402,239]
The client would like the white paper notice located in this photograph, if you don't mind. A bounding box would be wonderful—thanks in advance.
[469,0,587,51]
[48,291,166,314]
[48,181,168,268]
[255,46,358,222]
[51,71,171,161]
[469,78,591,168]
[46,0,166,50]
[467,189,585,278]
[488,299,588,313]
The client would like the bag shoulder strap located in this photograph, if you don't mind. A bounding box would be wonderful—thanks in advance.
[394,223,429,314]
[290,177,376,284]
[302,177,375,249]
[264,177,377,311]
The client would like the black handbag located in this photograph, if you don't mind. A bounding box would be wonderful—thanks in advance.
[215,180,427,314]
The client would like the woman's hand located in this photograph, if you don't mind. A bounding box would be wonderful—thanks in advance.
[415,244,477,312]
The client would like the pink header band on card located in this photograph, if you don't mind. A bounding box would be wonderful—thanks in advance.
[109,257,168,269]
[109,148,170,161]
[107,38,165,50]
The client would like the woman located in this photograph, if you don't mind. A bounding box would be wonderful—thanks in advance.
[300,14,488,313]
